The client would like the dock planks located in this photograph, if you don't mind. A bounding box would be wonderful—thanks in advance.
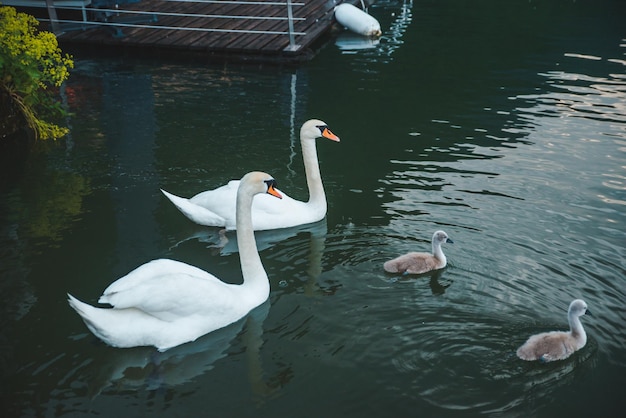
[47,0,363,62]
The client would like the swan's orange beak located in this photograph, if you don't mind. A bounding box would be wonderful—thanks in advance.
[267,182,283,199]
[322,127,340,142]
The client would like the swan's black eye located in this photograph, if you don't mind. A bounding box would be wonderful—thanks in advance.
[264,179,277,189]
[316,125,327,132]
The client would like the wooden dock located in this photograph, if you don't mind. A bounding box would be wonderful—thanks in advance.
[10,0,363,63]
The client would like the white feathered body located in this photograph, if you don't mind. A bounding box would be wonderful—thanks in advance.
[69,261,268,352]
[68,171,278,351]
[160,119,339,231]
[168,180,324,231]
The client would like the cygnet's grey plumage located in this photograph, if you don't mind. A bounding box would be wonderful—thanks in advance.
[516,299,591,362]
[383,230,453,275]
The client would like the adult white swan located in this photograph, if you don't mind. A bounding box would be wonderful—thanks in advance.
[67,171,282,351]
[516,299,592,362]
[160,119,340,231]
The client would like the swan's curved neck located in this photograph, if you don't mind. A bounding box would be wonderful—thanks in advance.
[236,188,269,295]
[569,313,586,342]
[432,242,446,263]
[301,137,326,209]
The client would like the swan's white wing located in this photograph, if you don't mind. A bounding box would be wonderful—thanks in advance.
[250,190,302,215]
[189,180,315,230]
[189,180,239,220]
[101,259,214,298]
[249,193,313,230]
[100,269,237,322]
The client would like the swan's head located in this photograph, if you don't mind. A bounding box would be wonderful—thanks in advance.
[433,230,453,245]
[241,171,283,199]
[301,119,340,143]
[569,299,591,317]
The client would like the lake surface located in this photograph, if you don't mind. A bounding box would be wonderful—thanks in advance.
[1,0,625,416]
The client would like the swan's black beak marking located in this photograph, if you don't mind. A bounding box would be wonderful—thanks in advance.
[265,179,282,199]
[319,125,340,142]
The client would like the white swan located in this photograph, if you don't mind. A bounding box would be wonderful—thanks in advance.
[516,299,592,362]
[160,119,340,231]
[383,230,453,275]
[67,171,282,351]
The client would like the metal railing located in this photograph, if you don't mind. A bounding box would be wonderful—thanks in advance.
[2,0,307,51]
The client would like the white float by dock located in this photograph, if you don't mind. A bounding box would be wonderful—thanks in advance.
[334,3,382,38]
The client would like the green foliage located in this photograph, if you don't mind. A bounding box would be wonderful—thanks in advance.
[0,5,74,139]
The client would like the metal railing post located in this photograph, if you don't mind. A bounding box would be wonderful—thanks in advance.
[44,0,62,35]
[285,0,299,51]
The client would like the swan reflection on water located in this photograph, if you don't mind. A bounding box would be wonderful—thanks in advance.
[169,218,334,298]
[170,218,328,257]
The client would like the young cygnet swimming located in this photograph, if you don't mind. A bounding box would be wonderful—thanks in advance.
[516,299,591,362]
[383,230,453,275]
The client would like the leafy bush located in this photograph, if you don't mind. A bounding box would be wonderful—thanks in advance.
[0,5,74,139]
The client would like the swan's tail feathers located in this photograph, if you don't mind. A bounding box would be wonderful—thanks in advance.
[160,189,225,227]
[67,293,112,344]
[67,293,91,318]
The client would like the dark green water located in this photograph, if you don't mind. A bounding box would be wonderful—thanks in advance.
[2,1,625,416]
